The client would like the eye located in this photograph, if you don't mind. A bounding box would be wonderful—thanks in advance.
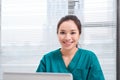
[71,32,76,35]
[60,31,65,34]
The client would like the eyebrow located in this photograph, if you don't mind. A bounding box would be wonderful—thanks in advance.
[71,30,77,31]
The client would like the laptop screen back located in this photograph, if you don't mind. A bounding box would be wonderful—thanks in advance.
[3,72,73,80]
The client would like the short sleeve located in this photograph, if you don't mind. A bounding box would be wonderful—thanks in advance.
[87,53,105,80]
[36,56,46,72]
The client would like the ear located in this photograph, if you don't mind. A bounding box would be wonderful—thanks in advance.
[78,35,80,39]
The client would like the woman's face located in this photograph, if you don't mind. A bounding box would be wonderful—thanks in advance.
[57,20,80,50]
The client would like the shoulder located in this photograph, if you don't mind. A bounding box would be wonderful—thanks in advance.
[43,48,61,59]
[78,48,95,55]
[78,48,100,65]
[78,48,98,59]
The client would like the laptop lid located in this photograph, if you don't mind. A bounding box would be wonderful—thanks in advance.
[3,72,73,80]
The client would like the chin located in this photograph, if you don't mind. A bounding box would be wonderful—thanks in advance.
[62,46,75,50]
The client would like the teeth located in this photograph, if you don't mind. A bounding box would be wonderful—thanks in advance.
[64,41,72,43]
[64,42,72,44]
[65,42,71,44]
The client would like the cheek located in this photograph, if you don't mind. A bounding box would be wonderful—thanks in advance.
[57,35,63,42]
[74,35,80,41]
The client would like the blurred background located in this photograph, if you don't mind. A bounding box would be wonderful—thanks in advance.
[0,0,117,80]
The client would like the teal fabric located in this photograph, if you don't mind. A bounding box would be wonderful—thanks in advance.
[36,48,105,80]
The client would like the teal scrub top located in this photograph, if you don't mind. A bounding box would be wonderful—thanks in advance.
[36,48,105,80]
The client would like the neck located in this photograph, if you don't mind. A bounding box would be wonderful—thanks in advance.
[61,47,78,57]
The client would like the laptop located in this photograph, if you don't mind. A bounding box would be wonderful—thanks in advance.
[3,72,73,80]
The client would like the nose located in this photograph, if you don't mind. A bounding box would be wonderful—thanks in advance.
[65,34,71,40]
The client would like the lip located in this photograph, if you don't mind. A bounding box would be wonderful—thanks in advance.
[63,41,73,47]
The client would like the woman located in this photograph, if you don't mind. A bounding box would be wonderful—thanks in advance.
[36,15,105,80]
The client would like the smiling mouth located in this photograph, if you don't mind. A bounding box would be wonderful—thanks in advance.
[63,41,73,46]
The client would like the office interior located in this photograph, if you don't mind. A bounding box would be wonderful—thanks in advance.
[0,0,120,80]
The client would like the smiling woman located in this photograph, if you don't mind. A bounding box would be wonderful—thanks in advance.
[36,15,105,80]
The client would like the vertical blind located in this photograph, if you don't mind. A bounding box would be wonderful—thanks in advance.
[1,0,116,80]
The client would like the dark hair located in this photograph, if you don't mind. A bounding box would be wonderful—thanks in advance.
[57,15,81,34]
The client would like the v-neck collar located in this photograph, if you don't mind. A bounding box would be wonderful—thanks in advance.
[58,48,81,72]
